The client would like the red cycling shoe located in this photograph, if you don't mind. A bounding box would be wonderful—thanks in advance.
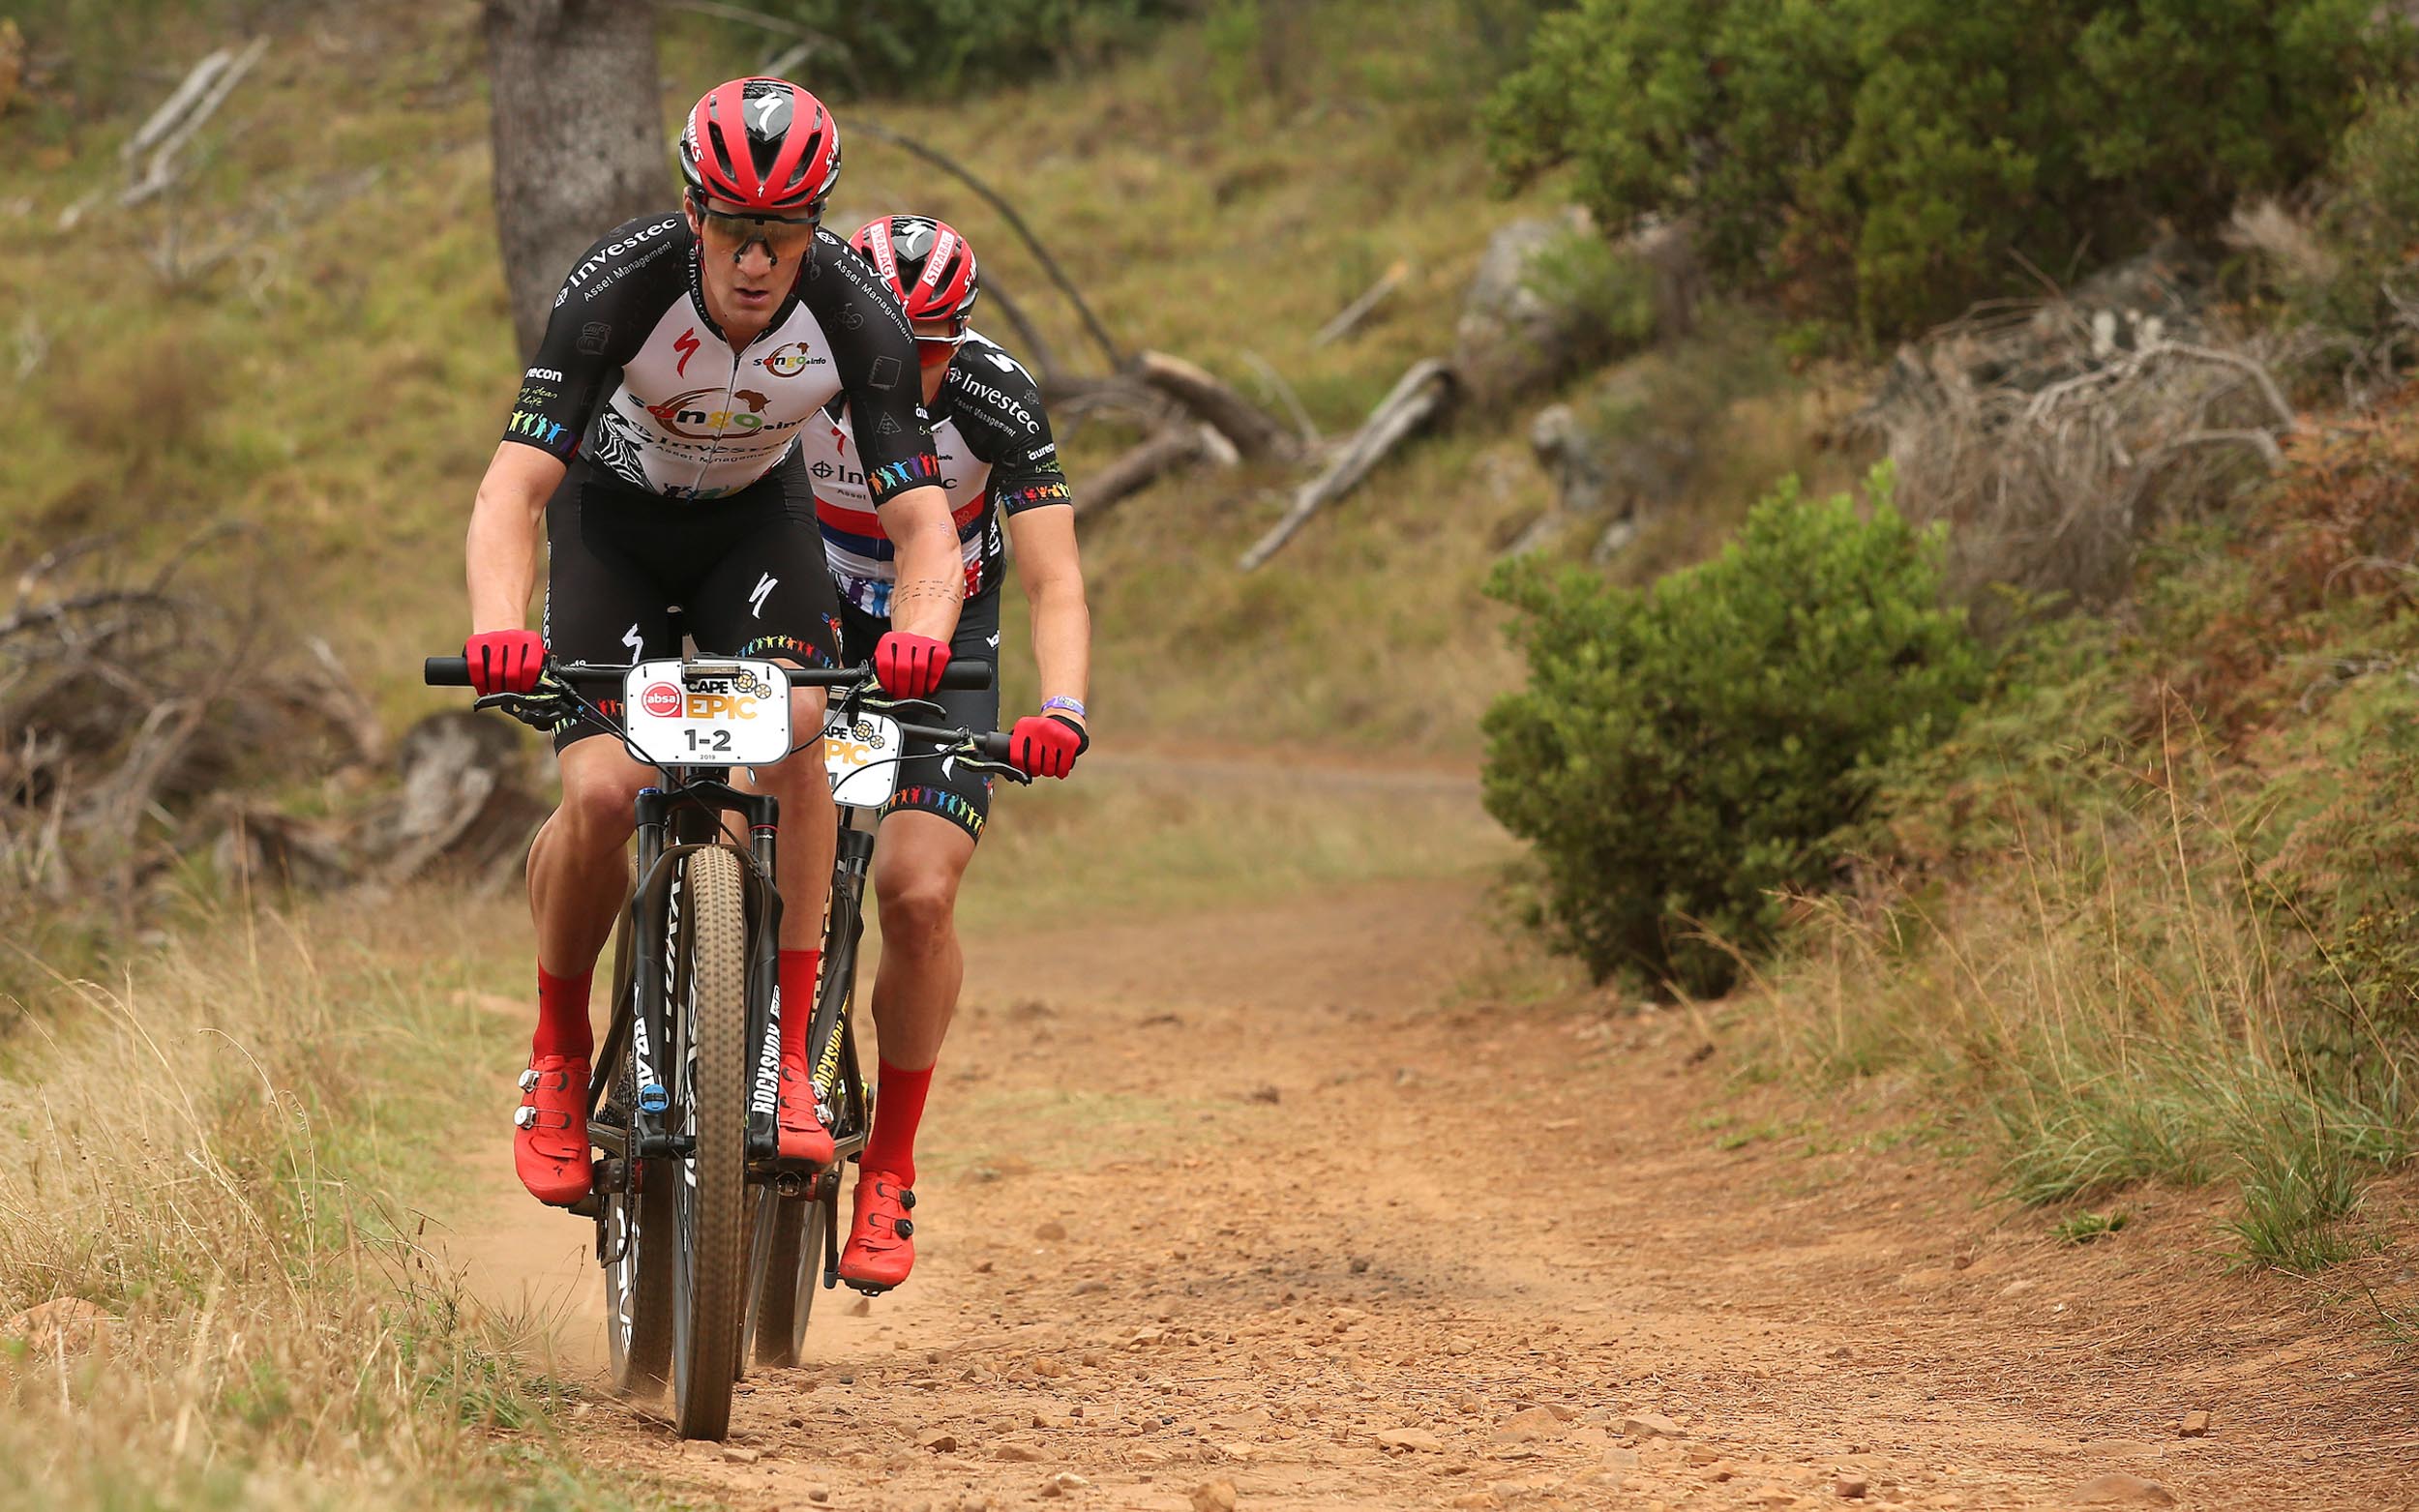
[837,1169,916,1293]
[776,1053,836,1165]
[514,1054,592,1206]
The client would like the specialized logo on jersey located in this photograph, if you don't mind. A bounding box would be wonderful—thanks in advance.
[761,341,824,377]
[749,573,777,619]
[673,326,701,378]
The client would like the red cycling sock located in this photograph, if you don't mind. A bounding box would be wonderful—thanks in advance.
[862,1059,935,1187]
[533,964,594,1061]
[778,948,821,1062]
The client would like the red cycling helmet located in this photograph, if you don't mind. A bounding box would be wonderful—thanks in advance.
[680,77,841,219]
[851,215,980,339]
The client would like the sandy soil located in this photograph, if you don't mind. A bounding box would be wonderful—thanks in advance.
[443,869,2419,1511]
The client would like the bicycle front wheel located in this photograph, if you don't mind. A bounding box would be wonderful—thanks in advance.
[670,844,752,1440]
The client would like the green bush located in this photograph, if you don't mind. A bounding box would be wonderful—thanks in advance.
[1482,466,1985,995]
[1485,0,2409,336]
[2270,86,2419,333]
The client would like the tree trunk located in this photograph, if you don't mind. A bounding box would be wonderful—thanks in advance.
[483,0,669,361]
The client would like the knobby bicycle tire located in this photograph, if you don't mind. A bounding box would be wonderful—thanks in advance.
[671,844,752,1439]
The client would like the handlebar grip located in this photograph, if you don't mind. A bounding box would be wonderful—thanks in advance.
[977,730,1014,763]
[939,658,993,692]
[425,656,472,687]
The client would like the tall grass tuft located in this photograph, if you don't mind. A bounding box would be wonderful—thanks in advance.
[1761,693,2417,1268]
[0,892,618,1510]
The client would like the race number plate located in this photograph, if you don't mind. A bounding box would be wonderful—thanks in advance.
[621,659,792,767]
[822,709,904,808]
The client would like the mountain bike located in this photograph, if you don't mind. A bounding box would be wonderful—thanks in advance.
[424,647,1021,1439]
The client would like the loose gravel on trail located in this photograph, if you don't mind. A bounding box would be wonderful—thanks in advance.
[451,875,2419,1509]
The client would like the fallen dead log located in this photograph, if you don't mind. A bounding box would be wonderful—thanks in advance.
[1239,359,1455,572]
[120,37,269,209]
[1076,427,1212,521]
[1136,350,1299,464]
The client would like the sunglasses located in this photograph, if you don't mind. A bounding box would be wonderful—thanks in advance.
[693,202,819,262]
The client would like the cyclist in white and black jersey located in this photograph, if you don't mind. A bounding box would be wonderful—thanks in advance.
[460,78,969,1209]
[791,215,1091,1292]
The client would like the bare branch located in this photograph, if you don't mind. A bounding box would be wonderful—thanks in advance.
[1240,349,1319,445]
[1075,428,1208,522]
[1136,350,1298,463]
[850,119,1126,372]
[1239,359,1455,571]
[121,37,269,209]
[1313,259,1408,347]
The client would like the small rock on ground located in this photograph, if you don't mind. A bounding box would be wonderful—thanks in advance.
[1836,1473,1868,1499]
[2073,1471,2176,1506]
[1495,1406,1565,1443]
[916,1429,958,1453]
[721,1445,761,1465]
[1188,1482,1238,1512]
[1040,1471,1090,1497]
[1621,1411,1684,1438]
[2178,1410,2212,1438]
[1376,1427,1446,1453]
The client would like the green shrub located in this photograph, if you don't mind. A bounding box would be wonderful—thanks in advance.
[1485,0,2410,336]
[1481,466,1985,994]
[2270,86,2419,333]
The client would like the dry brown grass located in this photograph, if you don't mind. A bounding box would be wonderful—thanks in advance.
[1866,310,2313,629]
[0,890,628,1511]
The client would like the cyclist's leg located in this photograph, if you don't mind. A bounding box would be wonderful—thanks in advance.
[867,581,998,1079]
[530,464,679,988]
[515,465,677,1202]
[840,592,997,1288]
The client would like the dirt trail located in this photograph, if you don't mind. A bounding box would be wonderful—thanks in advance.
[449,858,2419,1510]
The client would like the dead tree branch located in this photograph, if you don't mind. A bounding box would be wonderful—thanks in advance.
[1314,259,1408,347]
[1076,428,1211,522]
[120,37,269,209]
[851,119,1126,372]
[1239,359,1455,571]
[1240,349,1319,445]
[1136,350,1299,463]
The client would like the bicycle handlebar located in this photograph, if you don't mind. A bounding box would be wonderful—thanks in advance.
[423,656,994,692]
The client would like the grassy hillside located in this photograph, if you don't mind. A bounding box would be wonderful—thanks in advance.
[1,0,1710,756]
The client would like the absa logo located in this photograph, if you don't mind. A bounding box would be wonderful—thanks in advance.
[639,682,683,718]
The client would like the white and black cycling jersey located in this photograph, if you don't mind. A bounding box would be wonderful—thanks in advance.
[792,331,1070,616]
[501,214,940,504]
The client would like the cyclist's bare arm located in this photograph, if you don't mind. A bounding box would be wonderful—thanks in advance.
[466,441,568,635]
[876,482,966,645]
[1007,504,1090,725]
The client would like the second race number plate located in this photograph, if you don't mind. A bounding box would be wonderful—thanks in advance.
[822,709,903,808]
[621,659,792,766]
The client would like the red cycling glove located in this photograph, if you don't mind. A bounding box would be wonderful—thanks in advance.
[1007,714,1089,780]
[465,630,546,696]
[873,631,951,697]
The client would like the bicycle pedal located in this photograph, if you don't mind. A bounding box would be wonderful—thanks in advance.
[843,1280,892,1298]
